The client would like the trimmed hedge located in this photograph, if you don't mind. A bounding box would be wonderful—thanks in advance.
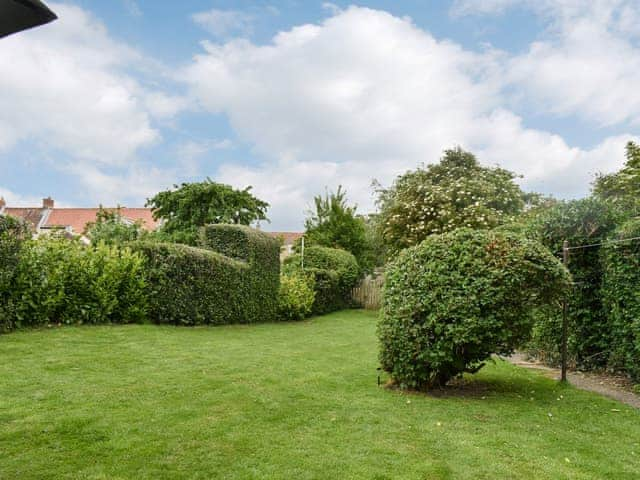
[526,199,623,368]
[132,224,280,325]
[283,246,360,315]
[601,219,640,381]
[277,273,315,321]
[379,229,571,389]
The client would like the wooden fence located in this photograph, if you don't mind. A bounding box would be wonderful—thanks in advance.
[352,274,384,310]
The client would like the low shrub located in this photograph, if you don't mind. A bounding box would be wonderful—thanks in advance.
[601,218,640,381]
[283,246,360,315]
[8,238,147,329]
[277,273,315,321]
[378,228,570,390]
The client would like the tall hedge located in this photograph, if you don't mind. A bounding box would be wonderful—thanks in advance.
[132,224,280,325]
[200,224,280,323]
[283,246,359,315]
[0,216,30,331]
[601,219,640,381]
[526,198,623,368]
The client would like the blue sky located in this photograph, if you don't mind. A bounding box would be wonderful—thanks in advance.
[1,1,639,230]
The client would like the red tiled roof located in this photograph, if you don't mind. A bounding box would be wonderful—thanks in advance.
[266,231,303,245]
[3,208,44,230]
[44,208,159,234]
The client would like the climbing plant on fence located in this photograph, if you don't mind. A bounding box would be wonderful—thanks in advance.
[526,198,624,368]
[601,218,640,381]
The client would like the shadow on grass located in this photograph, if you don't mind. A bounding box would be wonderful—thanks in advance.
[384,362,558,400]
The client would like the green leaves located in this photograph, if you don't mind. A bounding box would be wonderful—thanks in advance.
[376,147,525,254]
[283,246,360,315]
[378,229,570,390]
[146,179,269,246]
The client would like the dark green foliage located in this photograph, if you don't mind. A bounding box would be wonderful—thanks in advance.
[376,147,524,254]
[130,241,247,325]
[6,238,147,330]
[133,224,280,325]
[85,207,147,245]
[277,273,315,321]
[303,185,371,269]
[200,224,280,323]
[526,198,624,368]
[593,141,640,216]
[379,229,570,390]
[283,246,360,315]
[146,179,269,245]
[601,219,640,381]
[0,215,30,330]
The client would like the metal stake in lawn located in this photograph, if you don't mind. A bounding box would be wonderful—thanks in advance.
[561,240,569,383]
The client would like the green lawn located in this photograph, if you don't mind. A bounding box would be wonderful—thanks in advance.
[1,310,639,479]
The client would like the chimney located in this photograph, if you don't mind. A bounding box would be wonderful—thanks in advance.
[0,197,5,209]
[42,197,54,209]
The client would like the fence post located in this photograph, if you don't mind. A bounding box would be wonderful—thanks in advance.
[561,240,569,383]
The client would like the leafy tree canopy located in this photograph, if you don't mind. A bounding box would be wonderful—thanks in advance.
[85,207,147,245]
[146,179,269,245]
[593,141,640,215]
[376,147,524,253]
[303,186,370,269]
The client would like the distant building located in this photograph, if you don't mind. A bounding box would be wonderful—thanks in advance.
[0,196,160,242]
[265,231,303,259]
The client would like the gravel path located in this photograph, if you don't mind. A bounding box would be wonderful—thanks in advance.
[506,353,640,409]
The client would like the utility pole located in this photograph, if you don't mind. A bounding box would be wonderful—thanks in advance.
[561,240,569,383]
[301,235,305,270]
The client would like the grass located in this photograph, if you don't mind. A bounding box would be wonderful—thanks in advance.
[1,310,639,479]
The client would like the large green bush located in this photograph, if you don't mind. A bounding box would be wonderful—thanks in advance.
[379,229,570,390]
[133,224,280,325]
[526,198,624,368]
[283,246,360,315]
[8,238,147,329]
[277,273,315,321]
[601,219,640,381]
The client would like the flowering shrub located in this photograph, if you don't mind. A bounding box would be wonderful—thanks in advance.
[376,147,524,253]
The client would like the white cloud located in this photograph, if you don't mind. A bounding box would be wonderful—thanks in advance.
[454,1,640,126]
[183,6,636,229]
[123,0,142,18]
[0,3,164,164]
[191,9,255,38]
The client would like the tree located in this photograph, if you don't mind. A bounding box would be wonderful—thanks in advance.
[376,147,524,254]
[593,141,640,215]
[303,186,370,269]
[146,179,269,245]
[85,207,146,245]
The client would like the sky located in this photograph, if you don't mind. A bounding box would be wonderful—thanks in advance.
[1,0,639,230]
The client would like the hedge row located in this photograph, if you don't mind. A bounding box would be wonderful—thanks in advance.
[1,236,147,331]
[601,219,640,381]
[130,224,280,325]
[283,246,359,315]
